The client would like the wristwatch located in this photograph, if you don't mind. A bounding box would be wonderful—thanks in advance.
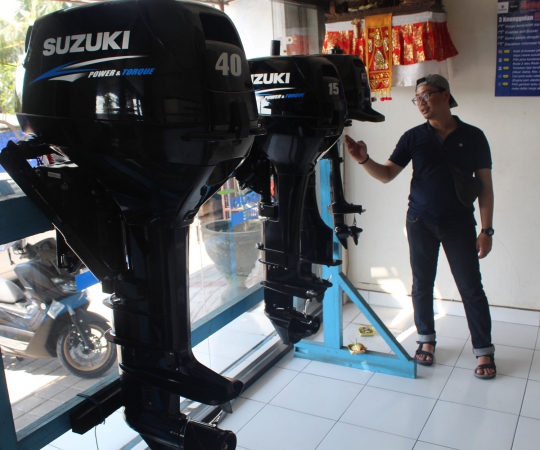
[481,228,495,236]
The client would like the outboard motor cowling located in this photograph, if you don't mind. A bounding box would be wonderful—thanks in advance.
[321,53,384,123]
[19,0,260,230]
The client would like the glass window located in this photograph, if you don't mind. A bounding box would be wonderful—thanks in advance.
[192,177,263,321]
[272,1,324,55]
[1,231,117,432]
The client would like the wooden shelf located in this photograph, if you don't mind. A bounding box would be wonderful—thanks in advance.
[325,1,445,23]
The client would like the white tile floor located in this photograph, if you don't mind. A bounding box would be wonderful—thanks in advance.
[217,305,540,450]
[18,302,540,450]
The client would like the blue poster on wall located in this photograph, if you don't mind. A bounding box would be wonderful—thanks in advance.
[496,1,540,96]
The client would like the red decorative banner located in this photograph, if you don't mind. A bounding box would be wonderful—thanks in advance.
[364,14,393,98]
[392,21,458,66]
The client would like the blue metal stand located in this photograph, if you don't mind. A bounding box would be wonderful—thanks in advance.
[294,151,416,379]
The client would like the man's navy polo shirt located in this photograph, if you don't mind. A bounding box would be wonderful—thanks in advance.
[389,116,492,226]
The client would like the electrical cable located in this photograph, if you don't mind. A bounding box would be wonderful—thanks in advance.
[76,393,105,450]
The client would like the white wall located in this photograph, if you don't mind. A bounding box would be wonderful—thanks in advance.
[224,0,540,311]
[344,0,540,310]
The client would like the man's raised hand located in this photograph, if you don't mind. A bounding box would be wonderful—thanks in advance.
[345,135,368,164]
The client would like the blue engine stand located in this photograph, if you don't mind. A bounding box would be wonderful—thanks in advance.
[293,149,417,379]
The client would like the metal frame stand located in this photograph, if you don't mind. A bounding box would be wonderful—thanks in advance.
[294,153,416,378]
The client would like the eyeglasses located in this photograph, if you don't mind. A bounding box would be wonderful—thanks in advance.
[411,89,445,106]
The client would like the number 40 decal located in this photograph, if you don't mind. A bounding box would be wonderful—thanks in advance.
[215,52,242,76]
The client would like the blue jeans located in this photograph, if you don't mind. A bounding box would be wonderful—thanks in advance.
[406,213,494,356]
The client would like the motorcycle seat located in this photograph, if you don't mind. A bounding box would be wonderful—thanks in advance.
[0,278,26,304]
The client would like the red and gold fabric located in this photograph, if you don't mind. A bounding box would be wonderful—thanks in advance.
[323,27,365,61]
[392,19,458,66]
[323,12,458,90]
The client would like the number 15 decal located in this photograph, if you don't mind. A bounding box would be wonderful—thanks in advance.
[328,82,339,95]
[215,52,242,76]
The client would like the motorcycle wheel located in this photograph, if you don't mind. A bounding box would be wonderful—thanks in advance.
[56,312,117,379]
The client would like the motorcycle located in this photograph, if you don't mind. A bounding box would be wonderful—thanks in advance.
[0,238,117,378]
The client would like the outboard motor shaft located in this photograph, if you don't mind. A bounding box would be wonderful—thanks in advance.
[0,1,262,448]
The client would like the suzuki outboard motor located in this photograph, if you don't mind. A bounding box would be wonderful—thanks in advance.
[236,52,384,345]
[241,56,347,345]
[0,1,261,448]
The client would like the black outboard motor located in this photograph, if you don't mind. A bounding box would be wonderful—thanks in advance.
[242,56,347,345]
[318,53,385,249]
[236,52,384,345]
[0,1,261,449]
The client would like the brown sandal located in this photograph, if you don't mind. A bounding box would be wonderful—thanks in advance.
[415,341,436,366]
[474,354,496,380]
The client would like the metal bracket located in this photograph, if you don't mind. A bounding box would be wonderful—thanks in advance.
[294,147,416,379]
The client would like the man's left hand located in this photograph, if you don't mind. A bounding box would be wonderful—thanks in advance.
[477,233,492,259]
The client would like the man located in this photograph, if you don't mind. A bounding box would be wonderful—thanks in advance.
[345,74,496,379]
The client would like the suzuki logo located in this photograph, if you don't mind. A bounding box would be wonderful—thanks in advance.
[42,31,130,56]
[251,73,291,85]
